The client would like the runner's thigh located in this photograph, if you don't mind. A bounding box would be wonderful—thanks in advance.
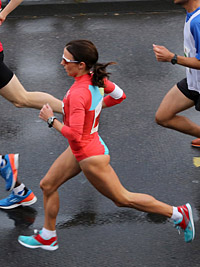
[156,84,194,119]
[42,146,81,190]
[80,155,127,202]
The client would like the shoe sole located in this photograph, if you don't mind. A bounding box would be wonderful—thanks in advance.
[186,203,195,241]
[18,239,58,251]
[191,144,200,148]
[0,196,37,210]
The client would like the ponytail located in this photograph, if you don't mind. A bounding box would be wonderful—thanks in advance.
[92,62,116,87]
[65,40,116,87]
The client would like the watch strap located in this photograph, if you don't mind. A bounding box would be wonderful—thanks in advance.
[171,54,177,65]
[47,116,57,128]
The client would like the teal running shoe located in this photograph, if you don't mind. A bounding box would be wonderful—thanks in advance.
[18,230,58,251]
[174,203,195,243]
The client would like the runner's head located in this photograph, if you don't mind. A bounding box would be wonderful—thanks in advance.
[63,39,116,87]
[65,40,98,71]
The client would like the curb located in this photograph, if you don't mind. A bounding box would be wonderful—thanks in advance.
[6,1,183,17]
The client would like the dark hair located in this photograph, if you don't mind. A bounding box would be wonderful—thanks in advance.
[65,40,116,87]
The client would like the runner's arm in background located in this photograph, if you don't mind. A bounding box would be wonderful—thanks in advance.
[0,0,23,25]
[153,44,200,70]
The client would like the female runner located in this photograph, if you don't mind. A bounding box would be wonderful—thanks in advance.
[18,40,195,250]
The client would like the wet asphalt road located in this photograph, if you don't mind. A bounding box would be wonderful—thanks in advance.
[1,7,200,267]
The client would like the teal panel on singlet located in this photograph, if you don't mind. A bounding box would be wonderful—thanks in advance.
[88,85,103,111]
[99,135,109,155]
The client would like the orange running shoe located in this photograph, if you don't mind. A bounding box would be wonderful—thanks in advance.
[191,138,200,148]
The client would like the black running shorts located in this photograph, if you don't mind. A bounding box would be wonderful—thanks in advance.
[177,78,200,111]
[0,51,14,89]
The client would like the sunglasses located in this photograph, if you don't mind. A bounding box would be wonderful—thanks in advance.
[62,54,80,63]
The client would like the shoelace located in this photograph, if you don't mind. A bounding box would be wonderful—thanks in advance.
[33,229,40,235]
[175,225,181,235]
[7,192,15,200]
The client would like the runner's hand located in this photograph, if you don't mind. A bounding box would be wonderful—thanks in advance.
[0,13,6,26]
[39,103,54,122]
[153,44,174,62]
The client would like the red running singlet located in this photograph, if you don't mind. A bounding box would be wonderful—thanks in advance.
[61,73,126,161]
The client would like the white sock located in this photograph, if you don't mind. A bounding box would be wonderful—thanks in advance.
[13,183,25,196]
[0,156,6,168]
[171,207,183,222]
[41,227,56,239]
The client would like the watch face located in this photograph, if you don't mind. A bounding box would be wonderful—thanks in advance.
[171,54,177,65]
[47,117,53,127]
[47,117,56,127]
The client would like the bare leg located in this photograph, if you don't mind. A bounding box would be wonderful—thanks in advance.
[80,155,173,217]
[40,147,81,230]
[155,85,200,137]
[0,74,62,113]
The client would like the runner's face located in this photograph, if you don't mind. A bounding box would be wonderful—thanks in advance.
[61,48,80,77]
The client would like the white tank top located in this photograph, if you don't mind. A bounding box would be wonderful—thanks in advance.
[184,9,200,93]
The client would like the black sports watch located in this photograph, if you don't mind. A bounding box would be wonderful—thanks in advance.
[47,116,57,128]
[171,54,177,65]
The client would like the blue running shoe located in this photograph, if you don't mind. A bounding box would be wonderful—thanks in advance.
[0,189,37,209]
[174,203,195,243]
[18,230,58,251]
[0,154,19,191]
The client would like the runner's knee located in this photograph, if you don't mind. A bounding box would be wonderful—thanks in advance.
[155,111,171,127]
[113,194,133,208]
[12,101,27,108]
[114,201,127,207]
[13,94,30,108]
[40,179,54,195]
